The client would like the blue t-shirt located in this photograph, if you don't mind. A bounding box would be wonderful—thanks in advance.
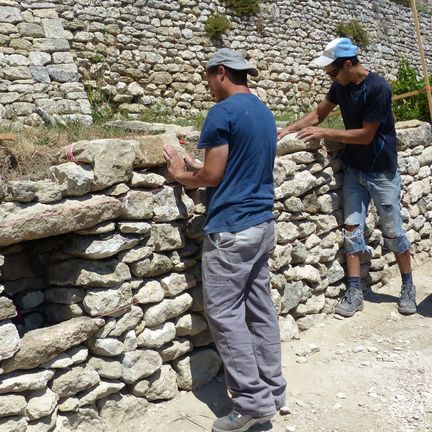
[197,93,276,234]
[327,71,397,172]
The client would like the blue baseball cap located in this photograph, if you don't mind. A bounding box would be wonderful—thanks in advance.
[313,37,358,67]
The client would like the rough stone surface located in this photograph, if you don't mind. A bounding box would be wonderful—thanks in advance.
[173,348,222,390]
[0,317,103,373]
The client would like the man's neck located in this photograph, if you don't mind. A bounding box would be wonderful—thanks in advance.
[350,65,369,85]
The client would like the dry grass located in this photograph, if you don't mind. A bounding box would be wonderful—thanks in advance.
[0,123,150,181]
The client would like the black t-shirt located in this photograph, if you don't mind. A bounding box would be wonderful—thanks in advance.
[326,72,397,172]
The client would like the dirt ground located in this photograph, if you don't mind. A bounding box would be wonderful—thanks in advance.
[138,261,432,432]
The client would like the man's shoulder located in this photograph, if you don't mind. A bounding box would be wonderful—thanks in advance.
[367,72,391,91]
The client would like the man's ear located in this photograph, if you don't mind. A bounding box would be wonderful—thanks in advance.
[344,60,353,69]
[218,65,226,78]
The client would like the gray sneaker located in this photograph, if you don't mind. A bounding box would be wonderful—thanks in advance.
[398,283,416,315]
[212,411,275,432]
[335,288,364,317]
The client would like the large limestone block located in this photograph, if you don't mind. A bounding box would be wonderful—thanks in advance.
[88,357,122,380]
[0,394,26,418]
[136,322,176,348]
[133,280,164,305]
[0,195,122,247]
[0,370,54,394]
[0,296,17,320]
[284,264,321,283]
[160,271,197,297]
[57,139,136,191]
[131,134,187,168]
[275,171,317,199]
[175,313,208,337]
[72,380,125,407]
[66,233,140,259]
[0,6,22,24]
[109,305,143,337]
[0,417,27,432]
[87,337,125,357]
[121,350,162,384]
[27,410,57,432]
[159,339,193,362]
[147,365,178,401]
[277,133,321,156]
[153,187,194,222]
[0,321,20,362]
[0,317,104,373]
[120,190,154,220]
[48,259,131,287]
[294,293,326,315]
[152,222,185,251]
[396,122,432,151]
[25,388,58,420]
[173,348,222,390]
[97,394,148,430]
[143,293,193,327]
[55,408,105,432]
[50,163,94,196]
[129,253,173,278]
[83,283,133,317]
[51,365,100,398]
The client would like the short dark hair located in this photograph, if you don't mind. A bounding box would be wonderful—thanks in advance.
[331,56,359,68]
[206,65,247,85]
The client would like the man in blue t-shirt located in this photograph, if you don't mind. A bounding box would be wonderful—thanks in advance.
[164,48,286,432]
[279,37,416,318]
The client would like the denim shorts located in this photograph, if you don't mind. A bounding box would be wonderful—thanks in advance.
[343,166,410,254]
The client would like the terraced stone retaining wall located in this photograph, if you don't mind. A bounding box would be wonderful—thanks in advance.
[1,0,432,125]
[0,121,431,431]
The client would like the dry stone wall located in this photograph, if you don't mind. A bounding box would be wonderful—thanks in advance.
[0,0,92,126]
[1,0,432,124]
[0,121,431,431]
[53,0,432,116]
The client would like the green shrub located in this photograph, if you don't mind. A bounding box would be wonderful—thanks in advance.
[86,87,114,123]
[336,20,369,48]
[222,0,260,15]
[391,59,432,122]
[204,14,231,39]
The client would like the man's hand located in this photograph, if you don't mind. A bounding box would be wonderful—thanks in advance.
[184,154,203,173]
[295,126,327,142]
[163,144,186,180]
[277,126,295,140]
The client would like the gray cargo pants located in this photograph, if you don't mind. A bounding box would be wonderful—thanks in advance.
[202,220,286,417]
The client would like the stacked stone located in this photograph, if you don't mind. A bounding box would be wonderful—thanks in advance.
[50,0,432,117]
[0,0,91,126]
[0,122,431,431]
[0,130,220,432]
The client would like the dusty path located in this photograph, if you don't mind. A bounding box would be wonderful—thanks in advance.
[138,261,432,432]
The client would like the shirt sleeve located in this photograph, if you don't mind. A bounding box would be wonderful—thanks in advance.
[363,83,391,124]
[326,81,339,105]
[197,105,231,149]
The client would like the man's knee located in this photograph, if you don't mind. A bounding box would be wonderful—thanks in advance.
[344,224,359,233]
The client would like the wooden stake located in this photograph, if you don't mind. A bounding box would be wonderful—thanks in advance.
[410,0,432,122]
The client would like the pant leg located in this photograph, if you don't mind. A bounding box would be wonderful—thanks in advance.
[343,166,371,254]
[202,224,276,417]
[245,221,287,408]
[367,170,411,253]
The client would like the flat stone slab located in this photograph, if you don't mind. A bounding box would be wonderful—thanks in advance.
[0,317,104,373]
[0,195,122,247]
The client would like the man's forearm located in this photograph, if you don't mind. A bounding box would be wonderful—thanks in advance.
[322,128,372,145]
[288,110,320,132]
[173,168,219,188]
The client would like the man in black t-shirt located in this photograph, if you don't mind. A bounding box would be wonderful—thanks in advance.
[278,37,416,317]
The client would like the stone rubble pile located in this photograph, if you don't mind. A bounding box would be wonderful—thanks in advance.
[0,121,431,431]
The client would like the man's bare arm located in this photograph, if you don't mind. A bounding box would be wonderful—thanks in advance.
[278,98,336,139]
